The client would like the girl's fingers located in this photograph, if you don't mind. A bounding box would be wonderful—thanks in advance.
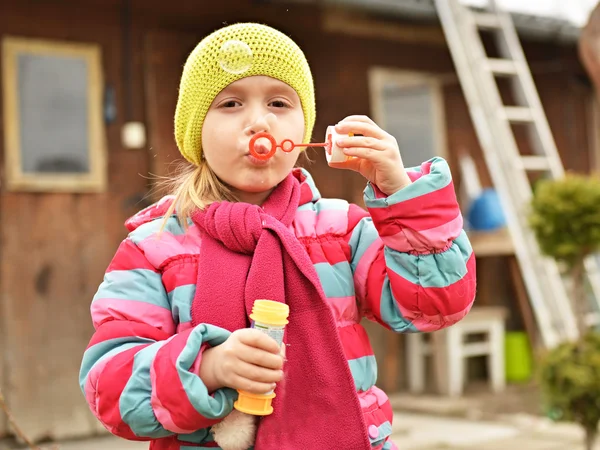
[231,373,278,395]
[334,121,387,139]
[336,135,387,151]
[233,360,284,385]
[238,328,281,354]
[340,146,386,162]
[238,344,284,370]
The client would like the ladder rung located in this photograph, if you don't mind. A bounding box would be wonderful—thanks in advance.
[586,311,600,326]
[516,156,551,171]
[484,58,518,76]
[436,0,600,349]
[501,106,535,123]
[472,12,502,29]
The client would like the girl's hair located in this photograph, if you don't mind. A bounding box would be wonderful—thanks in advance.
[158,150,313,232]
[159,160,238,231]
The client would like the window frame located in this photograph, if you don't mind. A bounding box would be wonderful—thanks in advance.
[368,66,448,165]
[1,36,107,193]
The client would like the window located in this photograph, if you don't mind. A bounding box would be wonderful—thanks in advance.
[369,67,447,168]
[2,37,107,192]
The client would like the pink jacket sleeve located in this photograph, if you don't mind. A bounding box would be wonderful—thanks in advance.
[346,157,476,332]
[79,238,236,440]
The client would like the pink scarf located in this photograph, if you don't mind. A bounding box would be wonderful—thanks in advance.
[190,173,370,449]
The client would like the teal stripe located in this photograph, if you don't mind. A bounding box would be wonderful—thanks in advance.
[347,355,377,391]
[382,440,396,450]
[177,428,211,444]
[298,167,321,202]
[455,230,473,257]
[169,284,195,323]
[347,217,379,272]
[370,421,393,445]
[176,324,238,419]
[379,278,419,333]
[79,337,153,389]
[94,269,169,308]
[129,216,186,244]
[315,198,348,212]
[313,262,354,298]
[297,203,314,212]
[383,233,471,288]
[364,157,451,207]
[120,340,172,438]
[296,198,348,213]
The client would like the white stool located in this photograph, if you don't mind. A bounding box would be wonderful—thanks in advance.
[406,306,508,397]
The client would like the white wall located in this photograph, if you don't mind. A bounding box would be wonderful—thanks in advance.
[460,0,599,26]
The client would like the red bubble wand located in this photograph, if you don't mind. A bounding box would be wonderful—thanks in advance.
[249,132,333,160]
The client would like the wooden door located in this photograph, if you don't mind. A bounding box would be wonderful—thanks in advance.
[0,3,151,441]
[144,30,201,194]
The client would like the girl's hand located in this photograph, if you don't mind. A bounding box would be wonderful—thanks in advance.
[329,115,412,195]
[200,329,284,394]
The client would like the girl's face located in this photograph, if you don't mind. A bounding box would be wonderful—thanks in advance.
[202,76,306,205]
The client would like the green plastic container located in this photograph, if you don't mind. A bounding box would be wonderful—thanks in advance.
[505,331,533,383]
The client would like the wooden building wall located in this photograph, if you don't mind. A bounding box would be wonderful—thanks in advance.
[0,0,596,441]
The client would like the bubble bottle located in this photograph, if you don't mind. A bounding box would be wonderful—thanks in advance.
[234,300,289,416]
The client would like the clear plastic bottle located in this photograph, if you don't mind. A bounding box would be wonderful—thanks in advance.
[234,299,289,416]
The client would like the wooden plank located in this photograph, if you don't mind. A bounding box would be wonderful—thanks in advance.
[361,320,405,393]
[1,194,92,441]
[0,169,148,443]
[468,228,515,257]
[0,296,6,438]
[322,7,447,45]
[0,1,150,441]
[384,332,404,393]
[0,4,5,436]
[143,30,199,196]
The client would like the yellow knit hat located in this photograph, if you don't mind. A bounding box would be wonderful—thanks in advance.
[174,23,316,165]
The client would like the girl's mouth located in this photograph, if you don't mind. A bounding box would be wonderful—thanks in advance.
[245,142,272,166]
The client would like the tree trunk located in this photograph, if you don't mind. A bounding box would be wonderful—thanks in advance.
[570,258,588,339]
[585,427,597,450]
[580,2,600,101]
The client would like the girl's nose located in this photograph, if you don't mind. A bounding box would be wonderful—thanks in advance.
[245,112,277,135]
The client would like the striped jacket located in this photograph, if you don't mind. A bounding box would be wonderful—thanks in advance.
[79,157,476,450]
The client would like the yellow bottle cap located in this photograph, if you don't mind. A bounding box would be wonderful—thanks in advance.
[250,300,289,326]
[234,390,276,416]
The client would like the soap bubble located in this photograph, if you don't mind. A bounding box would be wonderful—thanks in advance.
[219,40,254,75]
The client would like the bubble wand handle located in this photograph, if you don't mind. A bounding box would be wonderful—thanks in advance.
[249,132,331,160]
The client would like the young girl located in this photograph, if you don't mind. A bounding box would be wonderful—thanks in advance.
[79,23,476,450]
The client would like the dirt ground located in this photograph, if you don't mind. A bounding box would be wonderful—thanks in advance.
[0,382,547,450]
[388,381,544,421]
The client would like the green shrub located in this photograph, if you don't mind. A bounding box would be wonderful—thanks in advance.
[529,174,600,449]
[539,332,600,450]
[529,174,600,267]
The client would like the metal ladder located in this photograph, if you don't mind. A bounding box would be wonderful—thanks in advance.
[434,0,600,348]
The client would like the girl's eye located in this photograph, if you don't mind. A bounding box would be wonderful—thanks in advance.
[270,100,289,108]
[221,100,240,108]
